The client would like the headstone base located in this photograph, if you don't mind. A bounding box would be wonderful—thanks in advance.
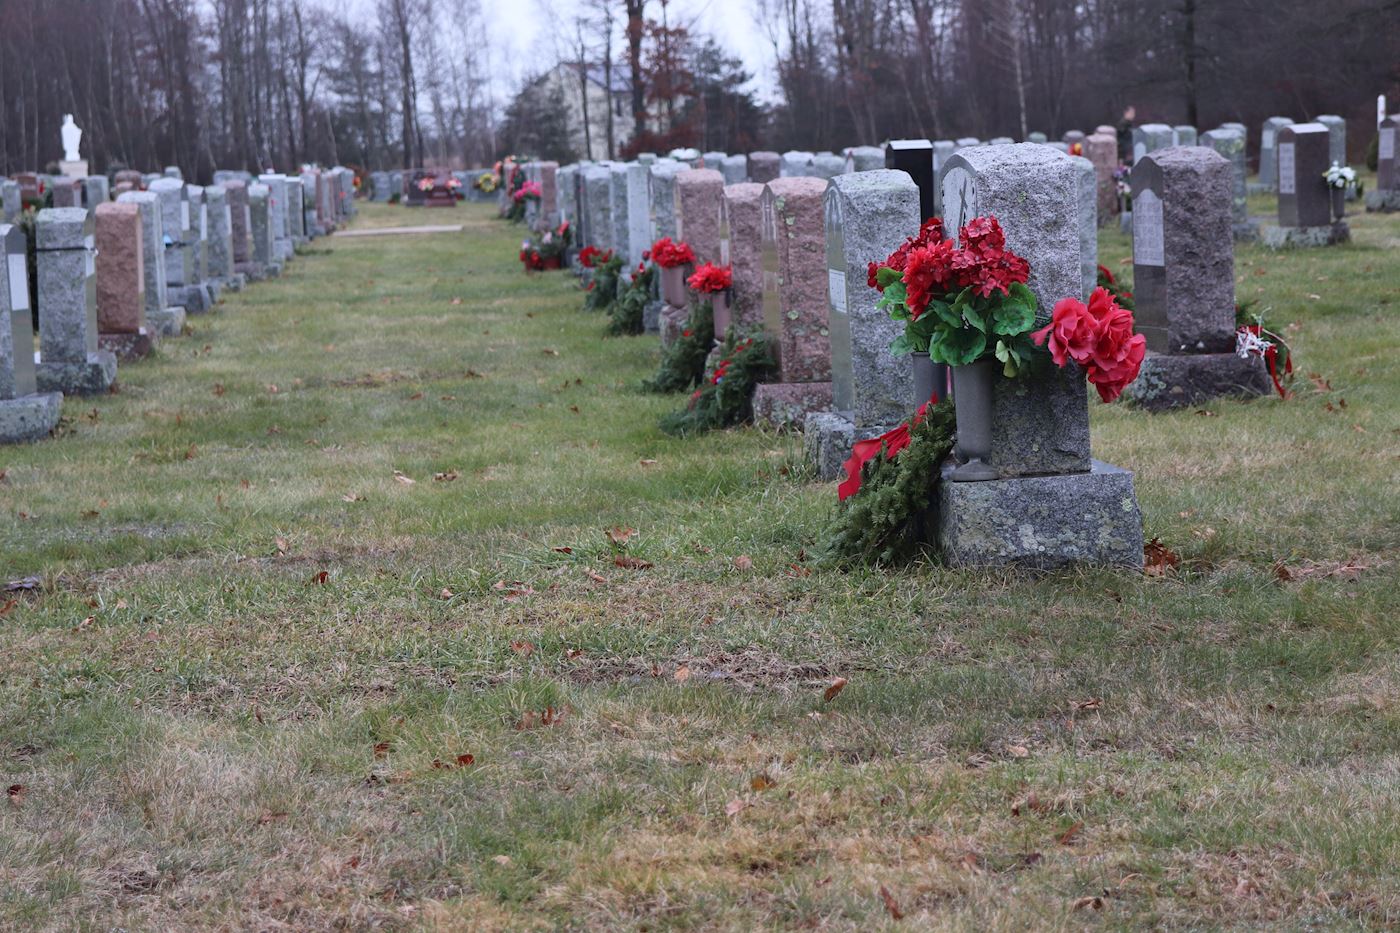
[802,411,906,481]
[149,306,187,337]
[170,283,216,313]
[933,459,1144,570]
[99,328,158,361]
[1118,210,1132,235]
[59,159,89,178]
[1246,182,1275,196]
[752,381,834,428]
[218,273,247,293]
[0,392,63,444]
[642,298,664,335]
[1261,222,1350,249]
[659,304,688,348]
[1232,219,1261,242]
[1364,190,1400,213]
[36,351,118,396]
[1123,351,1272,411]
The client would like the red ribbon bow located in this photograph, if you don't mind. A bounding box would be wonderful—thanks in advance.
[837,398,935,501]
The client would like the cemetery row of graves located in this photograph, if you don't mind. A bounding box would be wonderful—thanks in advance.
[0,110,1398,927]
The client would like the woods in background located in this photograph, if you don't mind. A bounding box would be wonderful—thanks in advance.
[1,0,1396,179]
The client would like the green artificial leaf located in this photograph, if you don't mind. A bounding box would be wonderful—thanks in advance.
[876,266,903,289]
[927,299,961,328]
[929,326,987,366]
[1008,281,1037,310]
[990,300,1036,336]
[889,332,916,356]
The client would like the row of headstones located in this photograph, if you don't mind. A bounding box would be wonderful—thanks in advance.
[545,139,1299,567]
[365,170,500,204]
[0,166,358,445]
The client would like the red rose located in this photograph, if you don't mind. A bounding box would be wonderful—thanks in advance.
[1032,297,1099,367]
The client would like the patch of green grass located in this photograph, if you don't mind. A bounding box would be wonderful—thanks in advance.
[0,195,1398,930]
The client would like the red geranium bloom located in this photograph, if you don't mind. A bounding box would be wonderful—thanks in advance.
[902,239,955,319]
[650,237,696,268]
[687,262,733,293]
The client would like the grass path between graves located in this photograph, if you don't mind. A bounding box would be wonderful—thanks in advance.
[1,198,1399,930]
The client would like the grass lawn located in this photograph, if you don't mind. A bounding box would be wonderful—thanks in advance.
[1,193,1398,930]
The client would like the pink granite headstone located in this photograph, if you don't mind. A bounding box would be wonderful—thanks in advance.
[1086,133,1118,221]
[674,169,725,265]
[95,201,152,358]
[766,176,830,383]
[723,183,765,328]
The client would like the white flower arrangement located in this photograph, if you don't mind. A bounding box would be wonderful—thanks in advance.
[1323,162,1356,190]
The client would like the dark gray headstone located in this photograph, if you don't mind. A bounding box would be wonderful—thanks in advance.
[884,139,935,221]
[1258,116,1292,187]
[1379,116,1397,192]
[1277,123,1331,227]
[1,224,37,398]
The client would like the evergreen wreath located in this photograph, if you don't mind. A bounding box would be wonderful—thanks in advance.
[643,300,714,393]
[818,400,957,567]
[608,265,655,335]
[659,330,774,436]
[583,254,624,313]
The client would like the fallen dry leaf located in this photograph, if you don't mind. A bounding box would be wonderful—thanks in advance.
[1007,744,1030,758]
[605,526,636,546]
[750,773,776,792]
[724,798,749,817]
[551,546,573,554]
[7,784,25,808]
[823,677,848,703]
[877,885,904,920]
[639,458,657,467]
[309,571,329,586]
[510,640,536,657]
[492,581,536,598]
[433,470,459,482]
[342,493,365,502]
[1072,896,1104,911]
[373,741,392,759]
[1057,821,1084,845]
[1073,697,1102,712]
[674,665,691,682]
[584,569,607,584]
[614,555,653,570]
[1143,538,1180,577]
[392,471,416,486]
[733,555,753,571]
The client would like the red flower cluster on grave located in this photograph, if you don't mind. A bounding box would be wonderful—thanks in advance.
[513,180,542,203]
[838,400,935,501]
[868,216,1029,319]
[578,246,611,269]
[708,337,756,386]
[686,262,732,294]
[650,237,696,269]
[1031,287,1146,402]
[519,247,545,271]
[417,177,436,193]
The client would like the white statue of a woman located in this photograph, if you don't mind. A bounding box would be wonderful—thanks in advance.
[61,115,82,162]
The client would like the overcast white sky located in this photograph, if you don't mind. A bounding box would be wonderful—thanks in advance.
[480,0,780,105]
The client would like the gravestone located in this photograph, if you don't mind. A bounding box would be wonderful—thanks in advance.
[1131,124,1173,164]
[935,143,1142,568]
[34,208,117,395]
[1027,132,1048,144]
[751,176,833,426]
[884,139,936,221]
[186,185,211,289]
[1085,132,1118,223]
[1256,116,1292,190]
[1200,127,1257,240]
[370,172,391,202]
[538,161,559,230]
[702,151,727,171]
[749,151,780,183]
[1364,116,1399,212]
[1315,115,1350,201]
[1264,123,1347,246]
[608,163,631,263]
[300,172,320,236]
[625,162,651,268]
[114,170,144,191]
[1062,130,1086,148]
[990,136,1015,147]
[1123,147,1270,410]
[163,166,182,180]
[247,183,280,277]
[0,224,62,442]
[812,153,847,179]
[404,169,429,207]
[648,163,687,242]
[285,180,305,243]
[224,180,253,266]
[115,191,184,336]
[94,201,154,360]
[720,154,748,184]
[1072,156,1097,298]
[780,151,816,178]
[955,137,981,149]
[82,175,110,213]
[205,185,241,290]
[1172,125,1197,146]
[674,169,725,264]
[582,165,612,251]
[803,170,920,479]
[1,181,19,222]
[1095,125,1118,139]
[51,177,82,208]
[723,183,765,330]
[846,146,884,172]
[148,178,210,311]
[258,174,294,261]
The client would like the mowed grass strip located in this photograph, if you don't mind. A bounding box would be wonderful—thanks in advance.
[0,197,1398,930]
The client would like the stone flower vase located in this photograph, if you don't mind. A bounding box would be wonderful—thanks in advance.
[1331,186,1346,221]
[711,289,731,338]
[660,265,688,307]
[949,358,1001,482]
[912,352,951,411]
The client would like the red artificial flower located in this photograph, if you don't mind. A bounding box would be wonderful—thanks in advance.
[1032,287,1145,403]
[868,218,946,292]
[687,262,733,294]
[650,237,696,269]
[1097,263,1117,285]
[838,400,935,500]
[902,239,955,319]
